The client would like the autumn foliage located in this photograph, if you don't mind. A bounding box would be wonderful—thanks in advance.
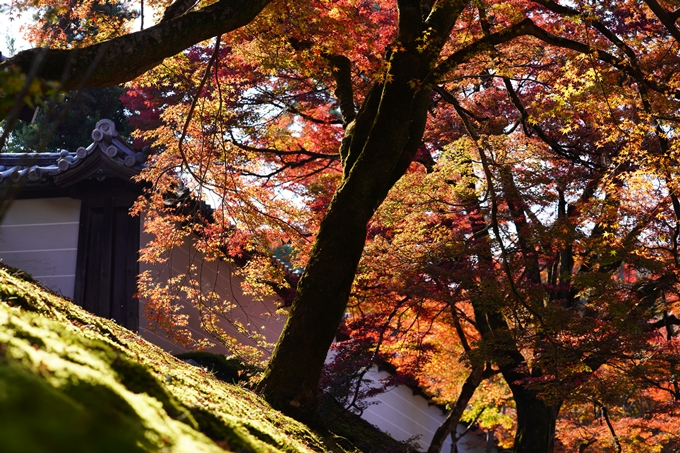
[4,0,680,450]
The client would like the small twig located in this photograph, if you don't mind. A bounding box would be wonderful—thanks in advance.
[455,407,486,442]
[176,35,222,181]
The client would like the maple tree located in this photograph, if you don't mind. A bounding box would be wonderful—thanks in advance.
[322,0,680,449]
[3,0,680,452]
[343,130,680,451]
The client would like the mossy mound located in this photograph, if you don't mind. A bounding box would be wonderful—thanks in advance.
[0,267,361,453]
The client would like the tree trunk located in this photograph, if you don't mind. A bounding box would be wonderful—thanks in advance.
[256,45,431,421]
[427,365,485,453]
[254,186,376,424]
[510,386,561,453]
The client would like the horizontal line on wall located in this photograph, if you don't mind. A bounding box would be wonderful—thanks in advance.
[0,248,78,253]
[0,222,79,228]
[33,275,76,279]
[139,327,189,353]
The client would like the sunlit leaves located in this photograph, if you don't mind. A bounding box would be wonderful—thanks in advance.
[21,0,680,447]
[11,0,138,48]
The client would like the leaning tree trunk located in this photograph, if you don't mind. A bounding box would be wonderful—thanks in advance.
[254,0,471,421]
[256,44,431,422]
[427,365,485,453]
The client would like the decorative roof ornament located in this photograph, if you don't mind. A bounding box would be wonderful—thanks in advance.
[0,119,149,188]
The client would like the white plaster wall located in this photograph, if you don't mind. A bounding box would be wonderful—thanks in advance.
[360,366,498,453]
[0,198,81,298]
[360,366,454,452]
[138,220,285,356]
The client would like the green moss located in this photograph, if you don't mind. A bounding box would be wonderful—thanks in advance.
[0,358,149,453]
[187,407,276,453]
[0,268,367,453]
[0,282,49,314]
[111,355,197,427]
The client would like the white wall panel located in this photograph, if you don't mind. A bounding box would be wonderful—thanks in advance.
[0,198,81,298]
[361,367,454,452]
[359,366,498,453]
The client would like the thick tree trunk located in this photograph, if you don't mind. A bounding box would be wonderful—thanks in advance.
[254,182,376,424]
[255,146,425,422]
[256,45,431,421]
[255,0,466,419]
[254,1,491,421]
[510,386,561,453]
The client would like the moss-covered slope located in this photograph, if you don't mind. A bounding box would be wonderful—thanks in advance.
[0,267,360,453]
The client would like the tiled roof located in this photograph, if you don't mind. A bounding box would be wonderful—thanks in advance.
[0,119,148,187]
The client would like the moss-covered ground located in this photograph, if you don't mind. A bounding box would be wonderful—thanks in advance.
[0,266,375,453]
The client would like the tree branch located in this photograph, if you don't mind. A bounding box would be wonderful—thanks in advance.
[642,0,680,45]
[595,401,622,453]
[326,54,356,127]
[519,21,677,97]
[434,86,489,122]
[431,17,676,99]
[502,78,602,169]
[175,35,222,187]
[648,313,680,330]
[430,18,538,83]
[1,0,272,91]
[533,0,639,63]
[426,364,487,453]
[229,134,339,161]
[161,0,199,22]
